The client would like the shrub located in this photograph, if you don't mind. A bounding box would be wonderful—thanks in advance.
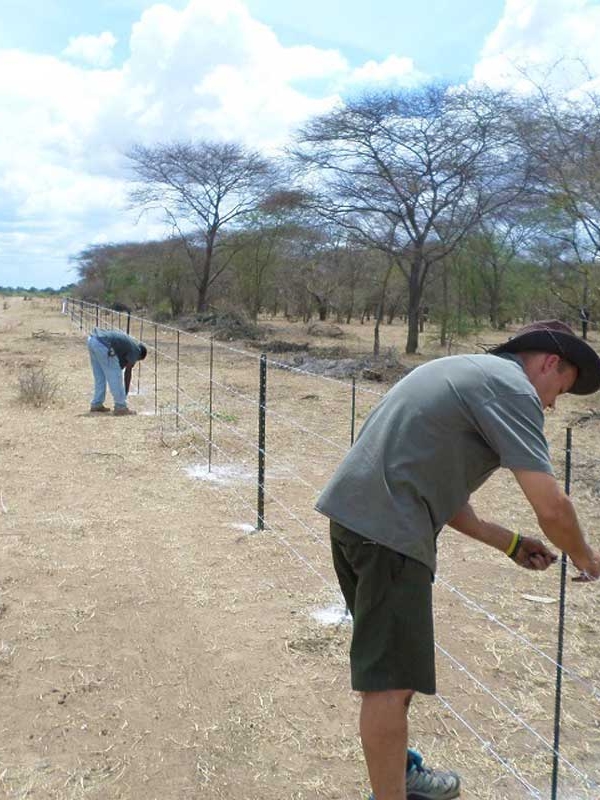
[18,365,59,407]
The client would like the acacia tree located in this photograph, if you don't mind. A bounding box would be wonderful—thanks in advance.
[293,84,532,353]
[523,85,600,255]
[515,78,600,334]
[127,140,277,311]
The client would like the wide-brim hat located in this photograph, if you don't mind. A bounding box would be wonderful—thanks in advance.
[489,319,600,395]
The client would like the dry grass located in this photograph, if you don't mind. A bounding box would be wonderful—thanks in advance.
[17,363,59,407]
[1,298,600,800]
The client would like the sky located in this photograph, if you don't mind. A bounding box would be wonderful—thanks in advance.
[1,0,600,289]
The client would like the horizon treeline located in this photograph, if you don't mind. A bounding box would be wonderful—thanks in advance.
[70,80,600,354]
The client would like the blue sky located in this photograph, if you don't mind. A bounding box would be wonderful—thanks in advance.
[1,0,599,289]
[1,0,505,77]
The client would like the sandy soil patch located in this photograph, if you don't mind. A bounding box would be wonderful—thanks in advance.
[1,297,600,799]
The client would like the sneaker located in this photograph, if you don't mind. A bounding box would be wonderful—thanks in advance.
[405,749,460,800]
[90,404,111,413]
[368,749,461,800]
[112,407,137,416]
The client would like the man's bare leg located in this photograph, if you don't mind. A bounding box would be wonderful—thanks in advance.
[360,689,414,800]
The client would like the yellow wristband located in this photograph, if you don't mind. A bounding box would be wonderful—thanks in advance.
[505,532,521,558]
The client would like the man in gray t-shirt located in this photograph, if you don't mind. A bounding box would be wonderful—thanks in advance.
[317,320,600,800]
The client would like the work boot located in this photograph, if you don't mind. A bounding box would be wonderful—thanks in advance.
[90,404,111,413]
[112,407,137,416]
[368,749,461,800]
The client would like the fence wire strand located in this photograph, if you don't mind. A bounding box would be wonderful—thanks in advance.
[65,299,600,796]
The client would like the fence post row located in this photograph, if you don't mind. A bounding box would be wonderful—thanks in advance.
[63,298,598,794]
[257,353,267,531]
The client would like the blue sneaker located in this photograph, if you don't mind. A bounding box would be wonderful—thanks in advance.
[368,748,461,800]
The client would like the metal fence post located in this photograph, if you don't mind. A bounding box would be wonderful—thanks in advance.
[175,330,180,430]
[350,376,357,446]
[154,323,158,417]
[551,426,572,800]
[257,353,267,531]
[137,318,144,396]
[208,337,214,472]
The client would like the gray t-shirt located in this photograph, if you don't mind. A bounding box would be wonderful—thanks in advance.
[316,353,553,573]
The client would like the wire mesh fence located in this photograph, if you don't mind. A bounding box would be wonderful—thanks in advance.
[63,297,600,799]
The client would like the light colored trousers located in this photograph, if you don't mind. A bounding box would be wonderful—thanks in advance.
[87,335,127,408]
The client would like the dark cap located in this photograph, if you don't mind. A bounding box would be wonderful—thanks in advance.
[489,319,600,395]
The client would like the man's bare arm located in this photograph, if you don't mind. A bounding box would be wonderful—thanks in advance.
[448,502,557,570]
[124,364,133,396]
[513,469,600,579]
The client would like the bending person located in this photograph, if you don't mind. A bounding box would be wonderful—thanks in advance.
[87,327,147,416]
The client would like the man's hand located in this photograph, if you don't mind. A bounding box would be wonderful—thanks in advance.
[571,547,600,582]
[513,536,558,570]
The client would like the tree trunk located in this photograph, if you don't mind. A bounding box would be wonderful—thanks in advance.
[374,262,394,357]
[489,267,500,329]
[440,263,449,347]
[195,256,211,311]
[582,277,589,340]
[405,257,423,354]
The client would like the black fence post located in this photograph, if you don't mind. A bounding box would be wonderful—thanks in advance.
[208,337,214,472]
[154,324,158,417]
[551,426,572,800]
[95,303,99,328]
[175,330,180,430]
[257,353,267,531]
[126,311,131,335]
[137,318,144,396]
[350,376,357,446]
[79,300,83,331]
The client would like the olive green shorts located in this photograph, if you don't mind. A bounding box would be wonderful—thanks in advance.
[330,520,436,694]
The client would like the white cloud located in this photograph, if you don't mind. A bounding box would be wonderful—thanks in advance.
[473,0,600,92]
[63,32,118,68]
[0,0,425,287]
[349,55,421,86]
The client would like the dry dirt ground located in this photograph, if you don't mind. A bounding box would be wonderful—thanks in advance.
[2,297,600,800]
